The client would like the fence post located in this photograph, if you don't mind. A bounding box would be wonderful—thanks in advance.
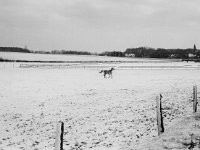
[193,85,197,113]
[156,94,164,135]
[55,122,64,150]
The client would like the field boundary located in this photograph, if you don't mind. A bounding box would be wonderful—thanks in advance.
[18,63,200,70]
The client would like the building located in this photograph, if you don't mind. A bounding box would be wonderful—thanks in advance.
[125,53,135,57]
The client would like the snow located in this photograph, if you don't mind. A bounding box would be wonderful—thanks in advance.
[0,52,171,62]
[0,61,200,150]
[139,112,200,149]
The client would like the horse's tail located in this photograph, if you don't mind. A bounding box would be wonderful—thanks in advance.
[99,70,103,73]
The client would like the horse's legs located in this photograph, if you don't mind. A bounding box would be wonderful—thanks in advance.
[106,73,109,78]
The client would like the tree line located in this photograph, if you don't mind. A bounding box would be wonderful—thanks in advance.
[98,45,199,59]
[0,47,92,55]
[99,51,125,57]
[124,46,200,59]
[0,47,31,53]
[51,50,91,55]
[0,45,199,59]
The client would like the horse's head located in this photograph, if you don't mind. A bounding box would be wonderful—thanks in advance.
[111,68,115,70]
[99,70,103,73]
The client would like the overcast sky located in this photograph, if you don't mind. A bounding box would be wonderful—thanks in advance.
[0,0,200,52]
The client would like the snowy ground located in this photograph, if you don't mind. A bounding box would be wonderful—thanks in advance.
[0,52,172,62]
[0,62,200,150]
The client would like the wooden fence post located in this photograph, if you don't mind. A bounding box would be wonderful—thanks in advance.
[55,122,64,150]
[156,94,164,135]
[193,85,197,113]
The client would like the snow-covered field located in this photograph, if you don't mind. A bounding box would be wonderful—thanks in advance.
[2,52,200,70]
[1,61,200,150]
[0,52,176,62]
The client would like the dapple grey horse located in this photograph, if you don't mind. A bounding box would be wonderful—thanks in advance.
[99,68,115,78]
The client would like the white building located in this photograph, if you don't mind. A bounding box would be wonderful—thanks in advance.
[125,53,135,57]
[188,53,196,58]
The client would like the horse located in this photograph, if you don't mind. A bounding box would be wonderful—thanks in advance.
[99,67,115,78]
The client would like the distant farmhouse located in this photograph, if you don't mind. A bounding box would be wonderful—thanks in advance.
[169,54,177,59]
[125,53,135,57]
[188,53,196,58]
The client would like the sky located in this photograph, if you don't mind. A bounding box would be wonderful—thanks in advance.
[0,0,200,52]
